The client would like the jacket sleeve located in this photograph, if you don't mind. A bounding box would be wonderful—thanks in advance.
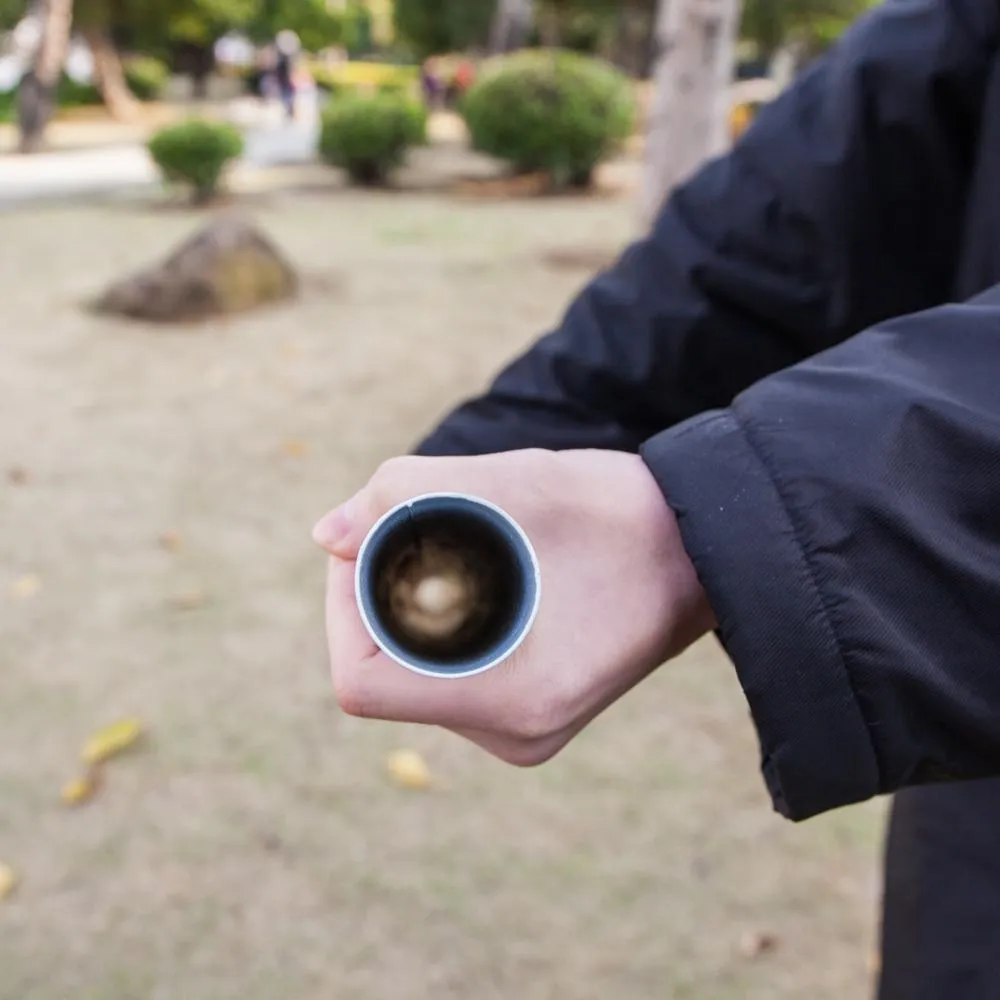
[646,284,1000,822]
[416,0,998,458]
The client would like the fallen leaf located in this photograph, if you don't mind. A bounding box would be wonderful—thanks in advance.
[158,531,183,553]
[6,466,29,485]
[9,574,41,600]
[61,770,100,807]
[168,589,207,611]
[738,930,780,960]
[0,864,17,900]
[387,749,431,790]
[283,439,308,458]
[82,719,143,766]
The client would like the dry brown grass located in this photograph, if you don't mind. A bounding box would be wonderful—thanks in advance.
[0,190,885,1000]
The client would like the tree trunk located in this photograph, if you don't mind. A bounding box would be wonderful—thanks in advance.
[638,0,741,230]
[536,3,561,48]
[490,0,534,55]
[82,27,140,122]
[614,0,657,77]
[17,0,74,154]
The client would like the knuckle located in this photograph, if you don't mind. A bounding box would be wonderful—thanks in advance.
[371,456,419,504]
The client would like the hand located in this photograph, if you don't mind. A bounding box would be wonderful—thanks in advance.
[312,449,716,766]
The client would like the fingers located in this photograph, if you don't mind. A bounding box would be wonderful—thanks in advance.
[333,647,520,731]
[312,487,382,560]
[325,556,380,667]
[324,549,516,731]
[312,456,429,559]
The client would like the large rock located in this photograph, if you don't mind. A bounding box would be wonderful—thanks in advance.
[96,216,299,323]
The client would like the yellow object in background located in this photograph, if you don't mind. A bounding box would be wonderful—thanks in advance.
[387,749,431,789]
[61,771,100,807]
[729,102,756,142]
[82,719,143,766]
[0,864,17,900]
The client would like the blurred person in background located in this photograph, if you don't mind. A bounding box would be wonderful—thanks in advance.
[421,55,443,109]
[274,29,301,119]
[315,1,1000,998]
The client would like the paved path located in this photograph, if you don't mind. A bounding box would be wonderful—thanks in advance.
[0,97,477,207]
[0,93,324,206]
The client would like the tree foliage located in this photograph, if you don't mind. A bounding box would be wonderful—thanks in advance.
[75,0,347,56]
[0,0,25,31]
[740,0,881,59]
[393,0,494,58]
[245,0,345,52]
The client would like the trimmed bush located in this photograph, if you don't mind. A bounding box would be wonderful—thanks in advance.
[147,119,245,204]
[319,92,427,186]
[124,56,169,102]
[460,50,636,188]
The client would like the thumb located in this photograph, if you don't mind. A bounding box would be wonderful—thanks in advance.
[312,455,469,559]
[311,491,378,559]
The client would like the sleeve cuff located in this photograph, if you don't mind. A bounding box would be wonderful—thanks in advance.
[639,411,881,821]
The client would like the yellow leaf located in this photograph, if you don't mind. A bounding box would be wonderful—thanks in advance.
[9,574,41,599]
[61,770,100,807]
[82,719,143,766]
[0,864,17,900]
[387,749,431,790]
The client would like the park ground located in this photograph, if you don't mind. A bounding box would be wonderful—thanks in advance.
[0,165,887,999]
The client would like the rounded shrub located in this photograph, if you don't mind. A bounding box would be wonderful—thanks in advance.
[460,50,636,188]
[319,92,427,186]
[124,56,169,102]
[147,119,245,204]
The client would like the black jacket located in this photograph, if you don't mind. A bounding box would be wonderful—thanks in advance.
[416,0,1000,822]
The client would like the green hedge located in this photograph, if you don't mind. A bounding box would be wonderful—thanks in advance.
[460,50,636,188]
[148,119,245,204]
[319,91,427,186]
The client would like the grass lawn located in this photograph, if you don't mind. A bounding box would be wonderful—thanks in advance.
[0,189,886,1000]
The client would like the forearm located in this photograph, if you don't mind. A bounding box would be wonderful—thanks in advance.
[646,283,1000,821]
[418,0,995,459]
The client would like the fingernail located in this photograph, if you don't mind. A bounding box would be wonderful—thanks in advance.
[312,498,355,551]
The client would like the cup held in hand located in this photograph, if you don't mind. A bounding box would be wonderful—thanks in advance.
[355,494,541,679]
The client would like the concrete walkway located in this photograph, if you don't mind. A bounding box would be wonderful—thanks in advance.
[0,93,326,206]
[0,98,475,207]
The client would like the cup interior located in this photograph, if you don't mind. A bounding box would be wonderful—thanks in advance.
[356,495,540,678]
